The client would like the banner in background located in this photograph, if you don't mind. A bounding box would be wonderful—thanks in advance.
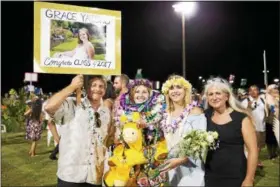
[34,2,121,75]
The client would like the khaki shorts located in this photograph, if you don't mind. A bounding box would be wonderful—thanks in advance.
[256,131,266,149]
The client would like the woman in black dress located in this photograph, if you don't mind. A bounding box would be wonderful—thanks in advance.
[203,78,258,187]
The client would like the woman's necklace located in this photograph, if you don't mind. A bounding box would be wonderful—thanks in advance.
[161,103,196,134]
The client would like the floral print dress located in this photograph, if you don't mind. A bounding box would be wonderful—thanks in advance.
[26,119,42,141]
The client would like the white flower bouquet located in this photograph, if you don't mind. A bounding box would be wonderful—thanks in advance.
[168,130,219,162]
[150,130,219,179]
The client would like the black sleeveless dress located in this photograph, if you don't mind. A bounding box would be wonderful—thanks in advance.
[205,109,247,187]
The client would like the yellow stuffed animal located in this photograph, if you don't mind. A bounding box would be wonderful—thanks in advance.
[104,112,148,187]
[154,139,168,161]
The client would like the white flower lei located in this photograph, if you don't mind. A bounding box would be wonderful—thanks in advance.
[144,94,165,128]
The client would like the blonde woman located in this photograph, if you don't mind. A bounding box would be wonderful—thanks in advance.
[203,77,258,187]
[54,28,95,60]
[159,75,206,186]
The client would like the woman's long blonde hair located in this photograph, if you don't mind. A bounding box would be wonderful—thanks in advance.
[162,75,192,113]
[203,77,254,125]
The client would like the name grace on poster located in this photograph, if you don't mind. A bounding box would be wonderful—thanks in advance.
[45,9,112,25]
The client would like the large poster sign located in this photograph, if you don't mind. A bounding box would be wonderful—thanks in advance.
[34,2,121,75]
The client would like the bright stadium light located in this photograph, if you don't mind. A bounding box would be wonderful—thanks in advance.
[172,2,198,17]
[173,2,198,78]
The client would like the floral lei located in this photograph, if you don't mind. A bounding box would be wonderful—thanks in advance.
[114,90,165,128]
[162,77,192,95]
[127,79,153,90]
[160,101,198,134]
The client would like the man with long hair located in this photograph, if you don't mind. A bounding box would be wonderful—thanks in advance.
[45,75,111,187]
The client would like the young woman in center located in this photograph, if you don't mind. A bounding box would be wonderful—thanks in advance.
[159,75,207,186]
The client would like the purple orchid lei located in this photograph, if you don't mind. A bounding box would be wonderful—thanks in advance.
[119,90,161,113]
[160,101,198,134]
[114,90,165,128]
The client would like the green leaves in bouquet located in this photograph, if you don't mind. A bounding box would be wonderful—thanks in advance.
[177,130,219,161]
[148,168,161,180]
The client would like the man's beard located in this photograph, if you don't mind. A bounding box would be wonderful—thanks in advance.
[114,88,121,95]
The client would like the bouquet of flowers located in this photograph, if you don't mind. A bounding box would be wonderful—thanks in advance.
[147,130,219,183]
[168,130,219,162]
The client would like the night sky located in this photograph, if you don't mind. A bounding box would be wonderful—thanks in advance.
[1,1,279,95]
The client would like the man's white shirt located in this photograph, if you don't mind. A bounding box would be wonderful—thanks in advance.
[53,97,110,185]
[241,96,266,132]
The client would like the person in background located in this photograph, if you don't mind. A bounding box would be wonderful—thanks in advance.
[42,99,60,148]
[102,79,117,167]
[103,80,116,112]
[237,88,248,102]
[48,122,60,160]
[204,78,258,187]
[191,89,204,109]
[242,85,266,168]
[41,94,60,160]
[113,74,129,97]
[265,84,279,159]
[112,74,129,111]
[112,74,130,142]
[44,99,61,160]
[24,97,44,157]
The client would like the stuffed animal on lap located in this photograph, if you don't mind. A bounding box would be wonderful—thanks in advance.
[104,112,148,187]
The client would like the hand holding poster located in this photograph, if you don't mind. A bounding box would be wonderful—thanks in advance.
[34,2,121,75]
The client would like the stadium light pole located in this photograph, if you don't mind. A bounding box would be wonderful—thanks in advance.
[173,2,198,78]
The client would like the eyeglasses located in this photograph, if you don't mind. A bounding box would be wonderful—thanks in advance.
[94,112,101,128]
[207,78,227,84]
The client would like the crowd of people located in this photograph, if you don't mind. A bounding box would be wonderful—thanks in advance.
[23,74,279,187]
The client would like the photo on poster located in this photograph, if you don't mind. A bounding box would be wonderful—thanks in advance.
[50,20,107,61]
[34,2,121,75]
